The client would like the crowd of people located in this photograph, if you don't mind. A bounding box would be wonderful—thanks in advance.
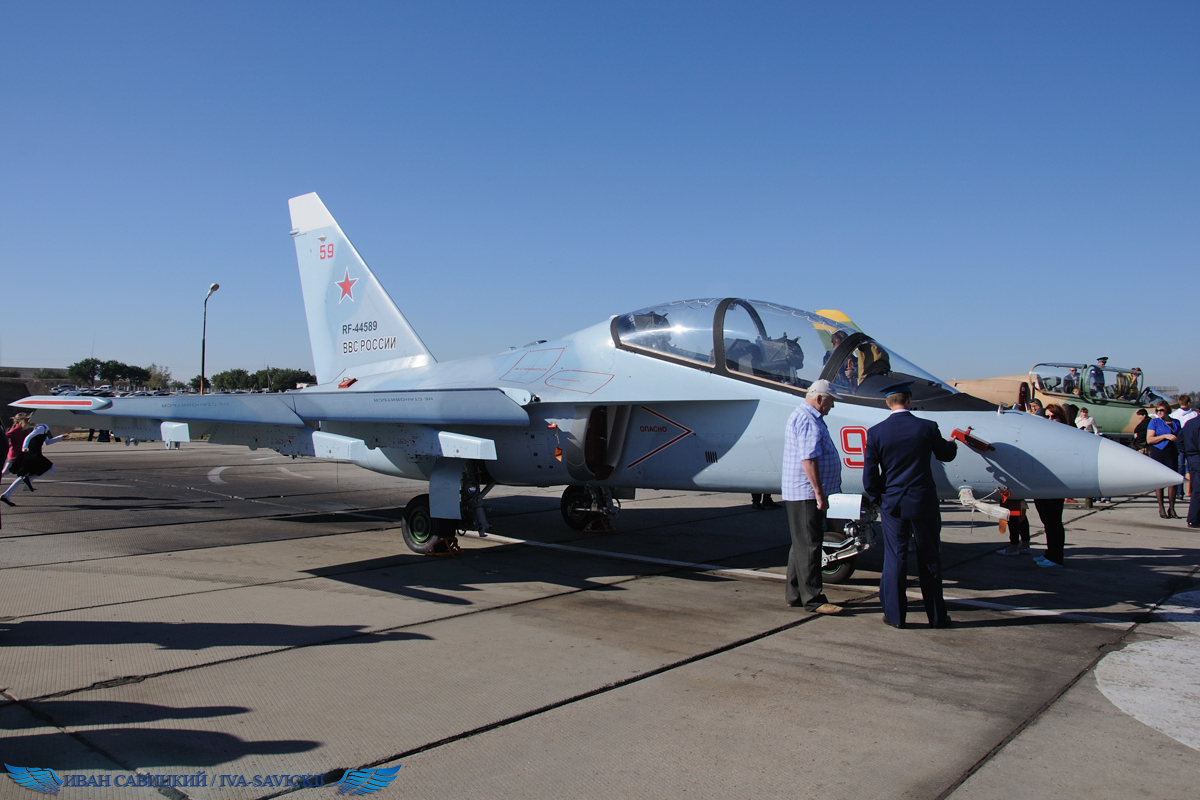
[778,382,1198,628]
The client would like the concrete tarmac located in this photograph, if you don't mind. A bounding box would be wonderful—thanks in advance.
[1,442,1197,799]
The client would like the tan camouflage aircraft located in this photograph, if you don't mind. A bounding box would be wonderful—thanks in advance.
[951,362,1171,439]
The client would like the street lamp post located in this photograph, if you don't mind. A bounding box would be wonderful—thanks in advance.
[201,283,220,395]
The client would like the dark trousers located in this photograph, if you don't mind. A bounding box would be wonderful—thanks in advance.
[879,512,948,626]
[785,500,828,610]
[1188,465,1200,528]
[1007,512,1030,546]
[1034,498,1066,564]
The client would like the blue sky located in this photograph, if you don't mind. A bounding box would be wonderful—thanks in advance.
[2,2,1197,388]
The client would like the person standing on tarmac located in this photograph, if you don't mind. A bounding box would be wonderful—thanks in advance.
[864,381,958,629]
[750,493,781,510]
[1032,404,1071,568]
[1147,401,1182,519]
[1182,414,1200,529]
[781,379,844,616]
[1132,408,1150,454]
[1171,395,1196,499]
[1075,407,1101,435]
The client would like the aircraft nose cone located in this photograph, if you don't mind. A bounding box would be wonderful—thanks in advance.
[1097,438,1182,496]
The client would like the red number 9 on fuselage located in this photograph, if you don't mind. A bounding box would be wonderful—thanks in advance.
[840,426,867,469]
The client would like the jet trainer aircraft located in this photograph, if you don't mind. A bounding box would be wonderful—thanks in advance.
[15,193,1180,580]
[951,363,1172,440]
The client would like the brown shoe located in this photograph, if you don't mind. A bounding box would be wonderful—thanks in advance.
[811,603,843,615]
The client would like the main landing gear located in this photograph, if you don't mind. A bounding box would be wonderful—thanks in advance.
[560,485,619,532]
[401,494,460,556]
[400,462,495,556]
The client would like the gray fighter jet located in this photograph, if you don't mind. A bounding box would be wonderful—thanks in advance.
[15,193,1179,579]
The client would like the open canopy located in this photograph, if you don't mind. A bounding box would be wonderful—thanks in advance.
[1031,363,1164,405]
[611,298,988,409]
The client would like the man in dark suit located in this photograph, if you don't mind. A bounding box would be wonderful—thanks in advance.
[1182,414,1200,529]
[864,382,958,628]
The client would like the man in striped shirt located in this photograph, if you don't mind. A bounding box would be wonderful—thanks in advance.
[782,379,844,615]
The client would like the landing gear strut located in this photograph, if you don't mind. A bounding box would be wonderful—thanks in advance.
[560,485,619,532]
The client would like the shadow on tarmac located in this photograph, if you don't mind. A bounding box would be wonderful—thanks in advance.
[1,727,319,769]
[0,621,433,650]
[13,700,250,725]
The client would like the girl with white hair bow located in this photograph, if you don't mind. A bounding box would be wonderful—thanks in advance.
[1,423,66,506]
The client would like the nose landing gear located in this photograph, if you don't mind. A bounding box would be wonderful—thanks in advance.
[560,485,619,532]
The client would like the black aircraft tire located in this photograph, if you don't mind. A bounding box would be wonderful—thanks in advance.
[560,486,598,531]
[402,494,447,555]
[822,555,856,584]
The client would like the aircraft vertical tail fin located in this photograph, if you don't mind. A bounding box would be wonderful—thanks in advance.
[289,193,435,385]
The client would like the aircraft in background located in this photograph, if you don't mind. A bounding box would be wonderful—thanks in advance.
[951,363,1172,440]
[14,194,1181,583]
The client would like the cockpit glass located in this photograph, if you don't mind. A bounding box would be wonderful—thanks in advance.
[613,298,962,405]
[1031,364,1146,402]
[721,301,834,388]
[613,299,720,366]
[829,338,957,399]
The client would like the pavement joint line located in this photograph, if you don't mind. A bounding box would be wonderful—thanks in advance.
[339,512,401,522]
[256,596,867,800]
[460,530,788,581]
[16,566,657,703]
[0,495,406,551]
[0,495,771,568]
[0,518,393,561]
[11,532,810,704]
[18,480,136,488]
[469,532,1144,626]
[933,560,1200,800]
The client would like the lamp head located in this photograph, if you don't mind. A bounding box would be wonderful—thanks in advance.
[206,283,220,298]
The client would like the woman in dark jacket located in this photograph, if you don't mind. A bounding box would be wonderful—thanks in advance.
[1132,408,1150,453]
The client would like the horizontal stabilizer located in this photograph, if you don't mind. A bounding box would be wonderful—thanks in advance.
[12,394,304,426]
[12,388,530,428]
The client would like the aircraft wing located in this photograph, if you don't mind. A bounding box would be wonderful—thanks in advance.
[11,388,530,430]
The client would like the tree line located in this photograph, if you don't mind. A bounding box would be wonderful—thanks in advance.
[67,359,161,388]
[206,367,316,392]
[65,359,315,392]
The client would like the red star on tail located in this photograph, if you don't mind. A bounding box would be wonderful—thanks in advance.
[336,270,357,303]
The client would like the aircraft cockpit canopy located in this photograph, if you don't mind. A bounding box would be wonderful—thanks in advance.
[1031,363,1156,404]
[612,299,983,409]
